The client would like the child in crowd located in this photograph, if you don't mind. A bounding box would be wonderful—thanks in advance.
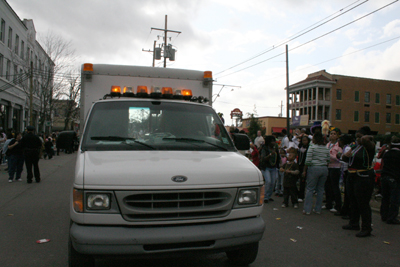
[280,148,300,208]
[275,149,287,196]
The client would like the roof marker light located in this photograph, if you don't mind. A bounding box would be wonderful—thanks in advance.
[123,86,135,97]
[150,87,162,98]
[83,63,93,72]
[136,86,148,97]
[110,86,121,97]
[181,89,193,100]
[162,87,173,98]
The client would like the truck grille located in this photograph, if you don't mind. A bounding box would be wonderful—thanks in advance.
[115,189,236,222]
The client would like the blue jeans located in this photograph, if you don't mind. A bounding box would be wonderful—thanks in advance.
[275,171,284,194]
[304,166,328,213]
[8,154,25,180]
[263,167,278,200]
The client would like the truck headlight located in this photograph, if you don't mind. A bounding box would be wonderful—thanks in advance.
[237,189,258,205]
[87,194,111,210]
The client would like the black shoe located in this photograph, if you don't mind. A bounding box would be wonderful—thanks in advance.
[356,230,371,237]
[269,198,274,202]
[35,178,41,183]
[342,224,360,231]
[27,180,32,184]
[342,215,350,220]
[264,199,269,204]
[387,219,400,225]
[334,212,343,216]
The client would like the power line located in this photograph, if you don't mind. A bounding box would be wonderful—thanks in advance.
[215,0,399,80]
[214,0,368,76]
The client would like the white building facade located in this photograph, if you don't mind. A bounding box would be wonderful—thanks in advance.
[0,0,54,134]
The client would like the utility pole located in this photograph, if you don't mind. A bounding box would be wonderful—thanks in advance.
[142,40,157,67]
[29,61,33,126]
[286,45,290,134]
[279,100,283,117]
[150,15,181,68]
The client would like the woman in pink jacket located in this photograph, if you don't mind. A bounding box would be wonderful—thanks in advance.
[325,128,343,213]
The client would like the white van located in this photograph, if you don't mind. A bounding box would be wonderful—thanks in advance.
[69,64,265,266]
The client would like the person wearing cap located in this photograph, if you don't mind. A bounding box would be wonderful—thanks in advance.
[19,126,42,183]
[342,126,375,237]
[380,136,400,225]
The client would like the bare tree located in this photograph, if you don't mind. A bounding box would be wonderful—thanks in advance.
[38,31,78,133]
[10,31,78,134]
[60,74,80,130]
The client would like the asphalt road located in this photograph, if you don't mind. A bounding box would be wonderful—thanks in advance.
[0,153,398,267]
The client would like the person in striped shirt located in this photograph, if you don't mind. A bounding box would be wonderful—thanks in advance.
[302,132,330,215]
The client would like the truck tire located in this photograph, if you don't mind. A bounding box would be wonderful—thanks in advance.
[68,238,95,267]
[226,242,259,266]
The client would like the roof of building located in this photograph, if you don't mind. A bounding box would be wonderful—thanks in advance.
[290,74,333,86]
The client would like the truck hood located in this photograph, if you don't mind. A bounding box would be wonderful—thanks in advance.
[79,151,262,189]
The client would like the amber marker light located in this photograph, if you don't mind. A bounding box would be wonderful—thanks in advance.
[83,63,93,72]
[259,185,265,205]
[110,86,121,96]
[203,71,212,79]
[136,85,148,97]
[181,89,193,100]
[162,87,173,98]
[73,189,84,212]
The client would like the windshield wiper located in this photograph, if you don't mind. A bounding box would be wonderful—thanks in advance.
[162,137,228,151]
[91,136,134,141]
[125,140,155,150]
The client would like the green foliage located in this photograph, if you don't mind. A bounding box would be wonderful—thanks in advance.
[247,114,264,141]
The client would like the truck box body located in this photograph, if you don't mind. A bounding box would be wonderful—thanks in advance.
[69,63,265,266]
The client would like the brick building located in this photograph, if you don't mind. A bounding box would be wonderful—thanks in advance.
[288,70,400,134]
[241,116,288,135]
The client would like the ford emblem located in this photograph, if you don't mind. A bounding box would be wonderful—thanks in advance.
[171,176,188,183]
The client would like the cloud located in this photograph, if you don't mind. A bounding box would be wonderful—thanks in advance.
[383,19,400,37]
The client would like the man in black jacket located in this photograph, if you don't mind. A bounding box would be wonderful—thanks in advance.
[380,136,400,225]
[20,126,42,183]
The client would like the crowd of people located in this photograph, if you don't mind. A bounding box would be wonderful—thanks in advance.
[248,121,400,238]
[0,127,78,184]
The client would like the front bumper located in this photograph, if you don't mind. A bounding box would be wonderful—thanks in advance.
[70,216,265,255]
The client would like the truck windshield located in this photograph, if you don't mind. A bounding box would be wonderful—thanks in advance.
[81,100,236,151]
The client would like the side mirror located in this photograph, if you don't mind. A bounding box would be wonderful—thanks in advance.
[231,133,250,150]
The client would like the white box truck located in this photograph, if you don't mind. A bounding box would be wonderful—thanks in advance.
[69,63,265,266]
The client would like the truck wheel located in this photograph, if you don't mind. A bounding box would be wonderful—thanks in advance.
[68,238,95,267]
[226,242,259,266]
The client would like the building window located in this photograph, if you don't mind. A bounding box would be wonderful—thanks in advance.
[365,111,370,123]
[375,93,380,104]
[355,91,359,102]
[14,35,19,54]
[7,27,12,48]
[21,41,24,59]
[364,92,370,103]
[13,64,17,83]
[396,114,400,125]
[387,94,391,105]
[354,111,359,122]
[375,112,380,123]
[336,109,341,120]
[0,54,3,76]
[0,19,5,43]
[336,89,342,100]
[6,59,11,80]
[386,113,391,124]
[396,95,400,106]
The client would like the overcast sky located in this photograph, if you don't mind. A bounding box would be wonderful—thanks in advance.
[7,0,400,125]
